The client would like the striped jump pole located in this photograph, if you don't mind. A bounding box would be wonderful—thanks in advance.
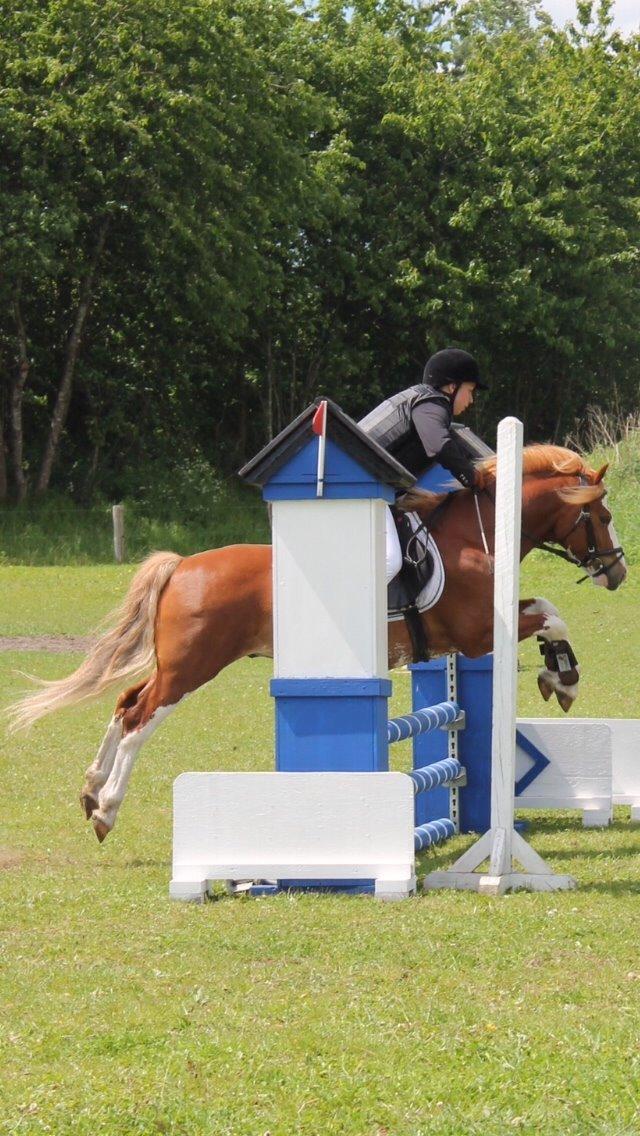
[414,818,456,851]
[407,756,464,851]
[389,702,464,853]
[408,756,463,794]
[388,700,465,854]
[387,700,463,744]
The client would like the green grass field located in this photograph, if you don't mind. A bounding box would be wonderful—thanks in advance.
[1,524,640,1131]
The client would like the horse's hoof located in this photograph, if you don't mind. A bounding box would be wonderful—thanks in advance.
[92,815,111,843]
[537,673,553,701]
[80,793,98,820]
[555,688,574,713]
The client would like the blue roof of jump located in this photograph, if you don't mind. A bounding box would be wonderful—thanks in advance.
[238,397,415,494]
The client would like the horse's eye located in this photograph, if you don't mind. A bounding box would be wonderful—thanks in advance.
[600,512,612,525]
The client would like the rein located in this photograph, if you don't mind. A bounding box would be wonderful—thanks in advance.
[476,477,625,585]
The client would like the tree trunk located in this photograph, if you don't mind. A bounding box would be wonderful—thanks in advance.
[265,333,274,441]
[81,438,101,502]
[301,353,323,406]
[11,285,29,503]
[0,425,7,501]
[289,350,297,421]
[36,219,109,496]
[237,374,247,463]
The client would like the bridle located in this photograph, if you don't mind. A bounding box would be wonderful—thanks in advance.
[520,478,625,585]
[477,476,625,585]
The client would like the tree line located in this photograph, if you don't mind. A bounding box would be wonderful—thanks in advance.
[1,0,638,504]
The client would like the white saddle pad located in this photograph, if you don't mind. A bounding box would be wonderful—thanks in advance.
[389,512,445,621]
[415,532,445,612]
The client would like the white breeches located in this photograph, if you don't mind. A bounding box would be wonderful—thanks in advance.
[385,507,403,584]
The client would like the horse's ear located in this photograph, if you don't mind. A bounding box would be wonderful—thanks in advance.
[594,463,609,483]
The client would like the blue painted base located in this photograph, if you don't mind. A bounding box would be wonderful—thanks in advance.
[411,656,493,834]
[272,678,391,772]
[248,880,377,896]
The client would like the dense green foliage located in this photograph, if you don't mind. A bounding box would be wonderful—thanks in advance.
[1,0,638,503]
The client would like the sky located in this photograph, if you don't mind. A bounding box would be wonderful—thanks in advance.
[541,0,639,34]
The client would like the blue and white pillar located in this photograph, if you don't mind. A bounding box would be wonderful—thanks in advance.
[269,463,393,773]
[241,400,414,775]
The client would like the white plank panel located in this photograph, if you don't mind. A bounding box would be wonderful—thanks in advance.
[272,498,387,678]
[170,772,415,900]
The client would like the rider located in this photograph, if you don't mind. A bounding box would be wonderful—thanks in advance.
[358,347,488,583]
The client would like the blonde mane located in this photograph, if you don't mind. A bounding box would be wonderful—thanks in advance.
[397,444,604,515]
[478,444,593,480]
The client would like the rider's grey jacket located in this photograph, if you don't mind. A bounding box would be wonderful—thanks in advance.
[358,383,477,487]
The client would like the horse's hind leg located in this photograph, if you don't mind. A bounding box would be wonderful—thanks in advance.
[80,718,122,819]
[90,676,184,842]
[80,681,147,819]
[88,543,274,841]
[519,597,580,712]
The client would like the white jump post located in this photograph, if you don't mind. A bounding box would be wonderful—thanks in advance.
[112,503,125,563]
[425,417,577,894]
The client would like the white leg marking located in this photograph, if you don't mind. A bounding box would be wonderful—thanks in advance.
[522,596,559,617]
[93,702,180,832]
[83,717,123,798]
[525,598,579,703]
[522,597,569,641]
[539,668,579,701]
[541,613,570,640]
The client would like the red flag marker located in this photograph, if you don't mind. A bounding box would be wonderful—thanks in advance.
[313,400,328,497]
[312,402,327,436]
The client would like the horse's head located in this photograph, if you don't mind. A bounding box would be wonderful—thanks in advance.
[550,464,627,590]
[478,445,627,591]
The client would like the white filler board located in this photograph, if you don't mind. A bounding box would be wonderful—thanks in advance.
[170,772,418,901]
[516,718,640,824]
[602,719,640,816]
[515,719,613,826]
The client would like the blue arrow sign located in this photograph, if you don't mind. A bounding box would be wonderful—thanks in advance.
[515,729,551,796]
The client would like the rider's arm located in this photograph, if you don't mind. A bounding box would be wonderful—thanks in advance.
[411,401,478,488]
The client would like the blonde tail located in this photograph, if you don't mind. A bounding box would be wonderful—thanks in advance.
[7,551,182,731]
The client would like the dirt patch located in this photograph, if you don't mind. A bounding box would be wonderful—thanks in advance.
[0,636,93,654]
[0,848,31,871]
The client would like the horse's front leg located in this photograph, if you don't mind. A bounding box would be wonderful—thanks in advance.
[518,597,580,713]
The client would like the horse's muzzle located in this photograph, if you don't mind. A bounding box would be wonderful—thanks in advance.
[593,557,627,590]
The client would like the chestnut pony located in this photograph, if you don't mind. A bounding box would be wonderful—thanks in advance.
[10,445,626,842]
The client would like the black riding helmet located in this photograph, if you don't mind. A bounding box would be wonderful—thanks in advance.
[423,347,488,391]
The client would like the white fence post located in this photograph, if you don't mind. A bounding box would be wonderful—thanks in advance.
[424,417,576,894]
[112,503,125,564]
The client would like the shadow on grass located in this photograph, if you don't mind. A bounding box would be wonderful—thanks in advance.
[577,880,640,895]
[124,858,172,869]
[415,810,640,894]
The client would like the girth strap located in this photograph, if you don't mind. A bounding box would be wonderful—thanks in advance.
[402,605,430,664]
